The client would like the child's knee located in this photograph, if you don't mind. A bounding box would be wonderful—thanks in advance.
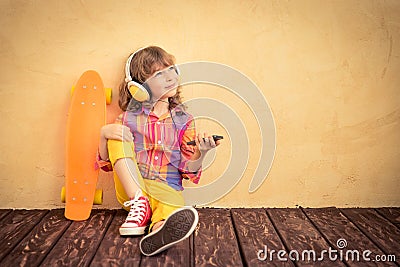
[107,140,135,165]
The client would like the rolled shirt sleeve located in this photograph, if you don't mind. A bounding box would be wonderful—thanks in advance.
[94,114,124,172]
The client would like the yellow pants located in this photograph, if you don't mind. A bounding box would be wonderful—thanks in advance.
[107,140,184,230]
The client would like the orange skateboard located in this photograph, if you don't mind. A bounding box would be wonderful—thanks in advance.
[63,70,111,221]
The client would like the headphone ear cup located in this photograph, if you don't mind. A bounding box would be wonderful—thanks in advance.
[141,82,152,100]
[128,81,150,102]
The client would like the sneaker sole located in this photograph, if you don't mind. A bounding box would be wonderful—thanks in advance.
[139,207,198,256]
[119,226,146,236]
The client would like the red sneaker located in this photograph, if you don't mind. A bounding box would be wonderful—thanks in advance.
[119,190,152,236]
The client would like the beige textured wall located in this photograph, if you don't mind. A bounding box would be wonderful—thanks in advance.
[0,0,399,209]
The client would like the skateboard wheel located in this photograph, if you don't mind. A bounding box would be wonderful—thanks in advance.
[105,88,112,105]
[61,186,66,203]
[94,189,103,205]
[71,86,76,97]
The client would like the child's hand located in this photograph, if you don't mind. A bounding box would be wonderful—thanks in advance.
[195,132,221,153]
[101,124,133,142]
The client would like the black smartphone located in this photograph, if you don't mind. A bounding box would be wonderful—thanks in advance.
[187,135,223,146]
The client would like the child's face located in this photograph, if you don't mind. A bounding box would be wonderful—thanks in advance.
[144,65,179,101]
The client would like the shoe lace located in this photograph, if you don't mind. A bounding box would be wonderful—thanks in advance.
[123,190,147,223]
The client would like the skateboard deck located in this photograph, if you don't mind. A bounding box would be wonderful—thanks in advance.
[65,70,106,221]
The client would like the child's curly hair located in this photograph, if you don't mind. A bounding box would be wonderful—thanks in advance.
[119,46,184,112]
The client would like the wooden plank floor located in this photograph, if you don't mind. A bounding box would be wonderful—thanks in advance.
[0,208,399,267]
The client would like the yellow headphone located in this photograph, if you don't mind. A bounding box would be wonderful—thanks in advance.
[124,48,150,102]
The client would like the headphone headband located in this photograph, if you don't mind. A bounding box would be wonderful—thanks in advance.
[125,47,146,83]
[124,53,134,83]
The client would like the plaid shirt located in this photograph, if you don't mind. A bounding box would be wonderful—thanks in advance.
[97,106,201,191]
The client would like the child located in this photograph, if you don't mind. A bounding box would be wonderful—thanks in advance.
[97,46,220,256]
